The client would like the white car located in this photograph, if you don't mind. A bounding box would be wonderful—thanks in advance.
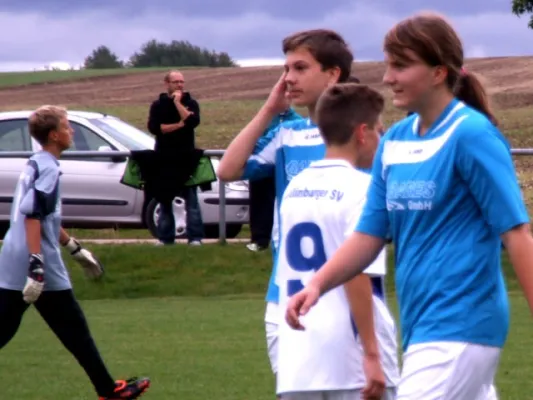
[0,110,249,239]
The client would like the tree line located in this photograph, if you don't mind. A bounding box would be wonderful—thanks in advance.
[84,3,533,70]
[84,40,237,69]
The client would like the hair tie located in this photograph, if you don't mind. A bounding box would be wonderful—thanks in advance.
[460,67,467,76]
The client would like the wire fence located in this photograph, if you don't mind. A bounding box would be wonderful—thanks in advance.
[2,147,533,244]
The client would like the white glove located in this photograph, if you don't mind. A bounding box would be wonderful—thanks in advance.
[65,237,104,280]
[23,254,45,304]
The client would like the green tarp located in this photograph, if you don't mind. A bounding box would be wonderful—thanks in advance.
[120,155,217,190]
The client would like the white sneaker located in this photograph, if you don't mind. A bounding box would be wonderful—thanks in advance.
[189,240,202,246]
[247,243,268,252]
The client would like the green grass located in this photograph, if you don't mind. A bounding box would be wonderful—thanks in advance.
[0,294,529,400]
[66,244,271,300]
[0,245,531,399]
[0,67,199,88]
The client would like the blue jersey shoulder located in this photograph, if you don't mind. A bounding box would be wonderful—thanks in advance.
[453,105,511,151]
[264,108,304,134]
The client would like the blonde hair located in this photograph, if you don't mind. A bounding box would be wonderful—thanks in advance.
[28,105,67,145]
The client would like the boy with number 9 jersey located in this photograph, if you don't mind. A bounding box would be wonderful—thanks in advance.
[275,84,399,399]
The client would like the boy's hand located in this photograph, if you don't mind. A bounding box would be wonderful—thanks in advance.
[65,237,104,280]
[23,253,45,304]
[285,283,320,330]
[362,353,386,399]
[264,72,290,115]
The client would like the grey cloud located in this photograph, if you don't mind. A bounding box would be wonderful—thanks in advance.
[0,3,530,67]
[0,0,512,19]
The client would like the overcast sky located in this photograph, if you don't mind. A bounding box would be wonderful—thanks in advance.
[0,1,531,71]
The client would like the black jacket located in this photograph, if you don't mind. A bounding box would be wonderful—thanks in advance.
[147,92,200,152]
[130,148,206,203]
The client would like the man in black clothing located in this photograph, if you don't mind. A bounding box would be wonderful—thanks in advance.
[147,70,204,245]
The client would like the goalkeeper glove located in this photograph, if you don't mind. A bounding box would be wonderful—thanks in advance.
[64,237,104,280]
[22,253,45,304]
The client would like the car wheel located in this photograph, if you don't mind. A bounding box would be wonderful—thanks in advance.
[0,223,8,240]
[204,224,243,239]
[145,197,187,239]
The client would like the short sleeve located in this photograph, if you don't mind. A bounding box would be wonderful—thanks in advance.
[241,124,282,181]
[19,161,60,219]
[343,174,386,276]
[355,140,390,239]
[456,124,529,234]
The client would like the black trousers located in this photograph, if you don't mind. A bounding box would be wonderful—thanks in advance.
[249,176,275,247]
[0,288,116,397]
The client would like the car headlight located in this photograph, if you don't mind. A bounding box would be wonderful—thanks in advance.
[225,181,249,192]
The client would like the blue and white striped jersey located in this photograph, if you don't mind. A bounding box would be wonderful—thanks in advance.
[243,118,325,303]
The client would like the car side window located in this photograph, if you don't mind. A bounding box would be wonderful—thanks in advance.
[67,121,114,151]
[0,119,32,151]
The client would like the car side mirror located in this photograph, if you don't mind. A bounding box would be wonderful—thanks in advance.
[98,145,127,163]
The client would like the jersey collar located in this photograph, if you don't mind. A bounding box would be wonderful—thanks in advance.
[39,150,60,166]
[309,159,353,169]
[412,98,465,137]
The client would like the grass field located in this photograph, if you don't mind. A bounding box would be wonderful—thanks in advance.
[0,67,200,88]
[0,245,531,399]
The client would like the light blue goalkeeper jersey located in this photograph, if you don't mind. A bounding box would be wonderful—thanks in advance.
[0,151,72,291]
[356,98,529,351]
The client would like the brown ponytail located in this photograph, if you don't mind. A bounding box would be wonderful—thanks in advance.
[455,70,498,126]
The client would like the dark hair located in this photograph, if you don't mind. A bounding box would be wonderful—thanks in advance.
[316,83,385,146]
[282,29,353,83]
[346,75,360,83]
[28,105,67,145]
[383,12,498,126]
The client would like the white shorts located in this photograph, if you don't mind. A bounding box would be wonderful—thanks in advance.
[265,302,280,374]
[397,341,500,400]
[280,388,396,400]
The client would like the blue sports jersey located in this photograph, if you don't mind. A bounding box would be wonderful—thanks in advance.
[243,117,325,304]
[264,108,301,137]
[356,98,529,351]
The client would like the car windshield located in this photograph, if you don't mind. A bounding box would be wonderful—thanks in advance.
[89,117,155,151]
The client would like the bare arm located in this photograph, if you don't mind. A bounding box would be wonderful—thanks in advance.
[25,218,42,254]
[217,106,276,181]
[502,224,533,313]
[59,227,71,246]
[344,274,380,357]
[312,232,386,296]
[217,72,288,182]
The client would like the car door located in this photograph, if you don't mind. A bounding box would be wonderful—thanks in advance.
[57,119,137,222]
[0,118,33,221]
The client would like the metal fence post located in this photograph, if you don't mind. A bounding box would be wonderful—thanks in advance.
[204,150,228,245]
[218,179,227,245]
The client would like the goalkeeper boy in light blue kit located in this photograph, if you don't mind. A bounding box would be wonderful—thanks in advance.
[0,105,151,400]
